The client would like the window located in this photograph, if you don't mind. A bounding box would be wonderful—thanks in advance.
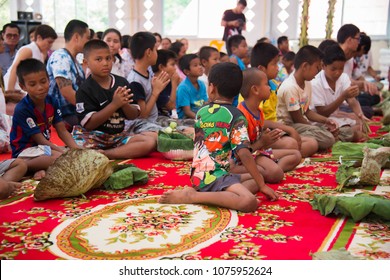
[301,0,389,39]
[163,0,237,38]
[41,0,109,33]
[0,0,10,28]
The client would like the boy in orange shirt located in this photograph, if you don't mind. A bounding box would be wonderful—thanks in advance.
[235,68,301,183]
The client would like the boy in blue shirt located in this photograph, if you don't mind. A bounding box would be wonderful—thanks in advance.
[11,59,79,178]
[176,54,208,120]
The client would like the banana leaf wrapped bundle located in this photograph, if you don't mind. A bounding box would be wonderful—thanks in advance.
[335,147,390,190]
[311,193,390,222]
[34,149,113,201]
[157,130,194,160]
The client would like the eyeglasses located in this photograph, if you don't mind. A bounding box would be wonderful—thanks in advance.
[352,36,361,43]
[5,33,19,39]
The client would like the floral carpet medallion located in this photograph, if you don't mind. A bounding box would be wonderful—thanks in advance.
[49,196,237,260]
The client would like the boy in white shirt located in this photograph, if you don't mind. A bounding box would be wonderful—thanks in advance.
[311,44,365,142]
[277,45,337,152]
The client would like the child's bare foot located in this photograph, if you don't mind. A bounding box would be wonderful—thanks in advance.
[158,187,197,204]
[33,170,46,180]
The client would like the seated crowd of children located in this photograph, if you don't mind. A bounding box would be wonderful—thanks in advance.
[0,19,383,212]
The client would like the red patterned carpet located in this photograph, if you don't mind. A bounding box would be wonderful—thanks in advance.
[0,122,389,260]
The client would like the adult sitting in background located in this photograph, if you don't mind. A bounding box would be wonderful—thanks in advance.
[4,25,57,100]
[103,28,133,78]
[46,19,90,131]
[0,23,20,74]
[337,24,378,118]
[160,37,172,50]
[169,41,187,81]
[354,33,382,82]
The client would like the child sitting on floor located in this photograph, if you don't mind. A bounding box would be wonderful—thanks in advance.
[198,46,220,88]
[0,158,27,199]
[250,42,318,157]
[176,54,208,122]
[10,59,80,179]
[277,45,337,152]
[151,49,180,122]
[235,68,301,183]
[73,40,156,159]
[159,62,278,213]
[311,44,366,142]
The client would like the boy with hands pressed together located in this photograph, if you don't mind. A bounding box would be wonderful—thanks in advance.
[73,40,155,159]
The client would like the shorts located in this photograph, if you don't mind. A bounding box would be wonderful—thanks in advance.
[0,158,15,176]
[0,159,15,176]
[18,145,51,158]
[197,173,241,192]
[72,125,132,150]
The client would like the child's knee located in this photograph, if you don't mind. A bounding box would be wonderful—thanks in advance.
[0,179,13,199]
[237,195,258,213]
[11,159,28,173]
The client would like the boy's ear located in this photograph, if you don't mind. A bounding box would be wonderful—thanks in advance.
[158,63,164,72]
[208,82,216,99]
[200,58,207,67]
[83,58,88,68]
[257,65,266,72]
[183,68,190,76]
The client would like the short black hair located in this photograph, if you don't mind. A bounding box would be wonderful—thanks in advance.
[179,53,198,73]
[198,46,219,62]
[2,23,20,34]
[283,51,296,62]
[294,45,323,69]
[130,31,156,60]
[238,0,247,7]
[153,32,162,41]
[318,39,339,53]
[227,34,246,54]
[277,36,288,46]
[152,49,177,73]
[322,44,346,65]
[89,28,95,39]
[169,41,184,56]
[121,35,131,49]
[357,33,371,54]
[64,19,89,42]
[257,37,270,44]
[34,24,58,40]
[337,24,360,44]
[83,39,110,59]
[251,42,279,68]
[17,58,47,85]
[240,68,264,99]
[96,31,103,40]
[209,62,243,99]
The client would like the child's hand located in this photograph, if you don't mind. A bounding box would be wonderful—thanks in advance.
[112,86,132,108]
[171,71,181,86]
[152,71,170,95]
[364,81,379,95]
[260,128,283,148]
[342,85,359,99]
[325,118,338,133]
[260,185,278,201]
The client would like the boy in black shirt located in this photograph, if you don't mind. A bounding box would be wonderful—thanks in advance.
[73,40,156,159]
